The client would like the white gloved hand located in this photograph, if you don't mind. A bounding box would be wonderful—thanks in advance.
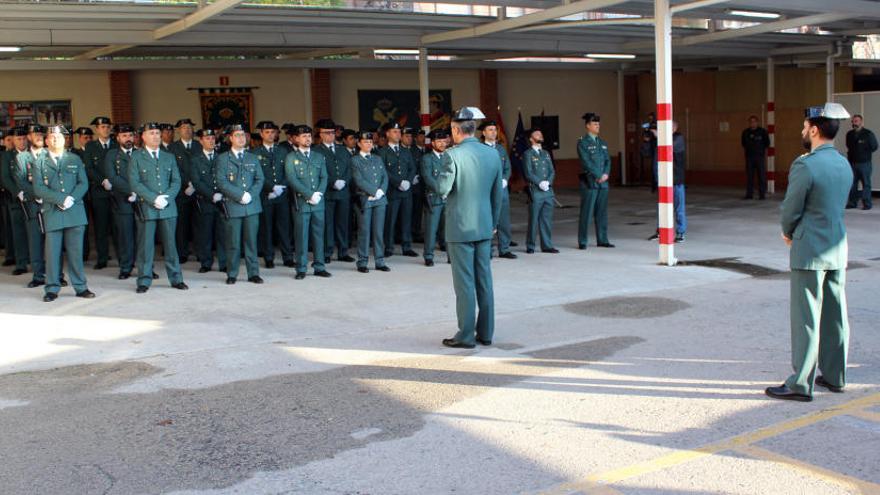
[128,192,137,203]
[333,179,346,191]
[309,192,322,205]
[240,191,252,205]
[35,198,43,204]
[17,191,24,201]
[153,194,169,210]
[539,180,550,192]
[184,182,195,197]
[272,184,284,196]
[367,195,376,201]
[268,192,278,200]
[502,179,508,189]
[399,180,411,192]
[212,192,223,203]
[62,196,75,210]
[102,178,112,191]
[374,189,385,200]
[413,175,420,185]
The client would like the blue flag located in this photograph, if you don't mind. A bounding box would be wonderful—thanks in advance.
[510,111,528,180]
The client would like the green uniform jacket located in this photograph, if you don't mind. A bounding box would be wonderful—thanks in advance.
[168,140,202,195]
[215,150,264,218]
[420,151,447,207]
[483,142,512,181]
[523,147,556,199]
[128,148,181,221]
[252,144,287,200]
[436,136,503,243]
[781,143,853,271]
[102,148,136,215]
[15,149,46,218]
[377,145,416,199]
[312,143,352,201]
[190,151,221,201]
[351,153,389,209]
[577,134,611,190]
[83,139,116,199]
[32,152,89,232]
[1,150,21,199]
[285,148,328,213]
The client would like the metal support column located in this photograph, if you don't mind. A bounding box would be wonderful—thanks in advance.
[617,69,627,186]
[418,47,431,142]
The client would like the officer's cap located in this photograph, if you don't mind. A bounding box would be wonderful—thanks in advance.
[157,123,173,131]
[428,129,449,140]
[403,127,418,136]
[90,116,112,126]
[46,125,68,135]
[28,124,47,134]
[294,124,313,136]
[196,128,217,138]
[11,126,28,137]
[452,106,486,122]
[477,120,497,131]
[281,123,296,133]
[315,118,336,130]
[227,123,249,133]
[140,122,161,133]
[341,128,357,139]
[805,102,850,120]
[255,120,279,131]
[417,129,426,136]
[335,124,345,132]
[525,127,542,136]
[383,122,402,131]
[175,118,195,128]
[115,123,135,134]
[582,112,601,123]
[357,131,375,141]
[73,127,94,136]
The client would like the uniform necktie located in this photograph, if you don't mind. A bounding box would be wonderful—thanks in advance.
[330,145,335,154]
[236,152,242,161]
[304,151,310,159]
[392,145,398,153]
[104,142,109,150]
[209,153,214,161]
[152,150,158,160]
[126,150,131,157]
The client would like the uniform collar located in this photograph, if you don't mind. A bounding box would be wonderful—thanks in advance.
[359,152,371,158]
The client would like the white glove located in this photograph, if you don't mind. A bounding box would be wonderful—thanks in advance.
[374,189,385,200]
[102,179,112,191]
[128,192,137,203]
[367,195,376,201]
[502,179,508,189]
[212,192,223,203]
[240,191,252,205]
[268,192,278,200]
[184,182,195,197]
[309,192,322,205]
[333,179,346,191]
[399,180,411,192]
[35,198,43,204]
[62,196,74,210]
[153,195,169,210]
[272,184,284,196]
[17,191,24,201]
[413,175,420,185]
[539,180,550,192]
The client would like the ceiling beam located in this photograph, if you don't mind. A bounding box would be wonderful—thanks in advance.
[420,0,629,44]
[516,17,655,33]
[153,0,245,40]
[72,44,136,61]
[670,0,731,14]
[676,13,852,46]
[276,47,361,60]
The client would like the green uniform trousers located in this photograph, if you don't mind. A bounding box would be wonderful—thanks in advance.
[786,269,850,396]
[259,195,292,264]
[357,205,386,269]
[496,191,512,254]
[384,196,412,254]
[91,195,114,264]
[578,187,609,247]
[224,214,260,280]
[324,196,350,260]
[45,225,87,295]
[5,204,29,269]
[423,204,445,261]
[135,217,183,287]
[448,239,494,345]
[175,197,194,260]
[195,206,227,270]
[526,195,554,251]
[113,212,136,274]
[294,209,326,274]
[25,214,45,283]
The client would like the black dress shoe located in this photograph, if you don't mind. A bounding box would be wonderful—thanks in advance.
[425,259,434,267]
[226,277,236,285]
[442,338,476,349]
[578,245,587,250]
[324,258,332,264]
[647,232,659,241]
[314,270,332,278]
[526,248,535,254]
[2,260,15,266]
[862,206,872,211]
[118,272,131,280]
[402,250,419,257]
[765,385,812,402]
[43,292,58,302]
[499,252,518,259]
[265,260,275,269]
[384,250,393,258]
[60,279,68,287]
[542,248,560,254]
[152,272,159,280]
[598,243,616,248]
[375,265,391,272]
[743,195,754,200]
[339,255,356,263]
[815,375,844,393]
[283,260,295,268]
[136,285,149,294]
[219,266,228,272]
[198,267,211,273]
[510,241,519,247]
[476,338,492,346]
[27,280,45,288]
[94,262,107,270]
[172,282,189,290]
[357,266,369,273]
[76,289,96,299]
[675,235,685,243]
[248,276,264,284]
[294,272,306,280]
[12,268,27,276]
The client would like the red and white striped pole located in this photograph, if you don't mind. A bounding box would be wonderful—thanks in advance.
[766,57,775,195]
[418,47,432,145]
[654,0,675,266]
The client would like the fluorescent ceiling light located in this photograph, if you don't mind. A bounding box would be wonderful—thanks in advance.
[490,57,596,63]
[374,49,420,55]
[0,46,22,52]
[727,9,781,19]
[586,53,636,59]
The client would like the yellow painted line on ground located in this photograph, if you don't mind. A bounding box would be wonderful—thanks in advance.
[849,409,880,423]
[736,444,880,494]
[535,392,880,495]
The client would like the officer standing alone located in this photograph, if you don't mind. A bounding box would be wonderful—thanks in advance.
[845,114,878,210]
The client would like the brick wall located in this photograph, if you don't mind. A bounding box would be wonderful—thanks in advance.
[311,68,332,123]
[109,71,134,125]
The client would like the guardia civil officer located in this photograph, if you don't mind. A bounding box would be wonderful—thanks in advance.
[285,124,331,280]
[2,126,31,275]
[403,127,425,244]
[32,125,94,302]
[83,116,116,269]
[523,129,558,254]
[576,113,614,249]
[128,122,189,293]
[70,127,93,160]
[437,107,503,349]
[378,122,418,257]
[845,114,878,210]
[766,103,853,402]
[253,120,293,268]
[190,129,227,273]
[351,131,390,273]
[215,124,264,285]
[421,129,449,266]
[168,118,201,263]
[101,124,138,279]
[313,119,355,263]
[479,120,515,259]
[14,124,49,288]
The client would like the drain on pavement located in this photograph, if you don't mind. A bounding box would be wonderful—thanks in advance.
[563,296,690,319]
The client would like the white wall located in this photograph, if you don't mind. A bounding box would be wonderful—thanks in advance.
[0,70,111,130]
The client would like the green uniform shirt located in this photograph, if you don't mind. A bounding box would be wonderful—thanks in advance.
[128,147,182,221]
[102,147,136,215]
[377,144,416,199]
[522,147,556,198]
[312,143,352,200]
[577,134,611,190]
[351,153,388,209]
[285,148,328,213]
[420,151,447,207]
[83,139,116,199]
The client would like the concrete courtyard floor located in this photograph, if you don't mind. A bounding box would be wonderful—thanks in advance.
[0,186,878,495]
